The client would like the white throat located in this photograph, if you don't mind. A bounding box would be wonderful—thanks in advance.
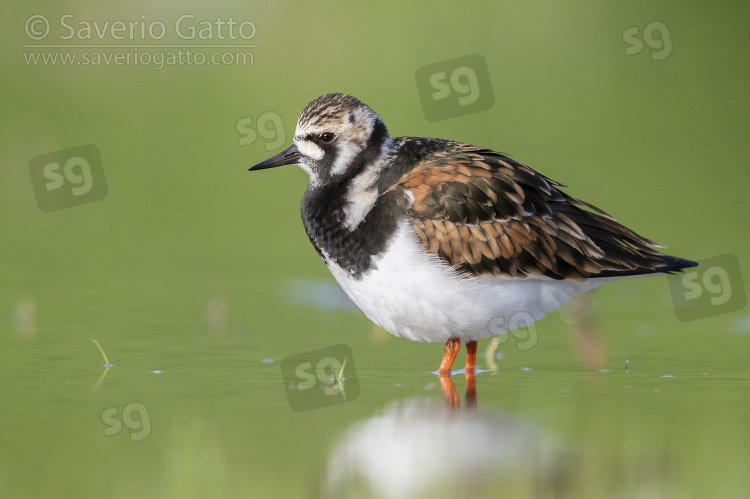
[342,137,394,230]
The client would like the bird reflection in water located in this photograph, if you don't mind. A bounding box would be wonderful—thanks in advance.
[322,388,566,499]
[319,286,619,496]
[437,369,477,410]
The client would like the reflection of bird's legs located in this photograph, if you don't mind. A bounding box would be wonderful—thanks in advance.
[439,374,460,409]
[438,338,461,374]
[439,339,479,409]
[464,340,478,408]
[464,373,477,409]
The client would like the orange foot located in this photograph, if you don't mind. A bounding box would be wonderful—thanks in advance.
[438,339,479,374]
[437,338,461,375]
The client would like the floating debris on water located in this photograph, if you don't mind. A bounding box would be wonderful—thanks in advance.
[151,370,162,374]
[660,375,674,378]
[262,358,274,364]
[522,366,532,371]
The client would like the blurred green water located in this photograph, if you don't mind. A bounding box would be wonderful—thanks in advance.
[1,1,749,497]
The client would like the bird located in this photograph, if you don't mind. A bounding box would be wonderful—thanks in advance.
[248,93,696,375]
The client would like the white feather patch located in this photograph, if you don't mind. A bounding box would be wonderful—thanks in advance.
[324,220,609,343]
[330,140,366,177]
[341,137,395,230]
[295,140,324,161]
[342,167,379,230]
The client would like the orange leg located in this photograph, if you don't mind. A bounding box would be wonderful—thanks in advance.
[438,338,462,375]
[465,340,478,372]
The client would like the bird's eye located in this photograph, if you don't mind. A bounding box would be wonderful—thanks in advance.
[319,132,335,143]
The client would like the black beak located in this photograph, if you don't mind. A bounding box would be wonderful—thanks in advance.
[248,144,303,172]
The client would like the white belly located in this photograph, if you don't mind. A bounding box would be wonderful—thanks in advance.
[324,221,609,343]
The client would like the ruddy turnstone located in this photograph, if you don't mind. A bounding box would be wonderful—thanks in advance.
[249,93,696,374]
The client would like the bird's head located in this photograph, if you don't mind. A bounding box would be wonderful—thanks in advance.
[249,93,391,187]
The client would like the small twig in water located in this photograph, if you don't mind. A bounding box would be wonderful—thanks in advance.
[337,356,348,384]
[91,339,111,393]
[91,338,110,366]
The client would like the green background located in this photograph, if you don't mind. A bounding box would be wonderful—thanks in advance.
[1,1,749,497]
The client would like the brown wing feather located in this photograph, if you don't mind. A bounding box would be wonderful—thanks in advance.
[394,141,676,281]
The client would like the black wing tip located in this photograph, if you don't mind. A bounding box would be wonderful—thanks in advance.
[673,258,698,269]
[594,256,698,279]
[652,256,698,275]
